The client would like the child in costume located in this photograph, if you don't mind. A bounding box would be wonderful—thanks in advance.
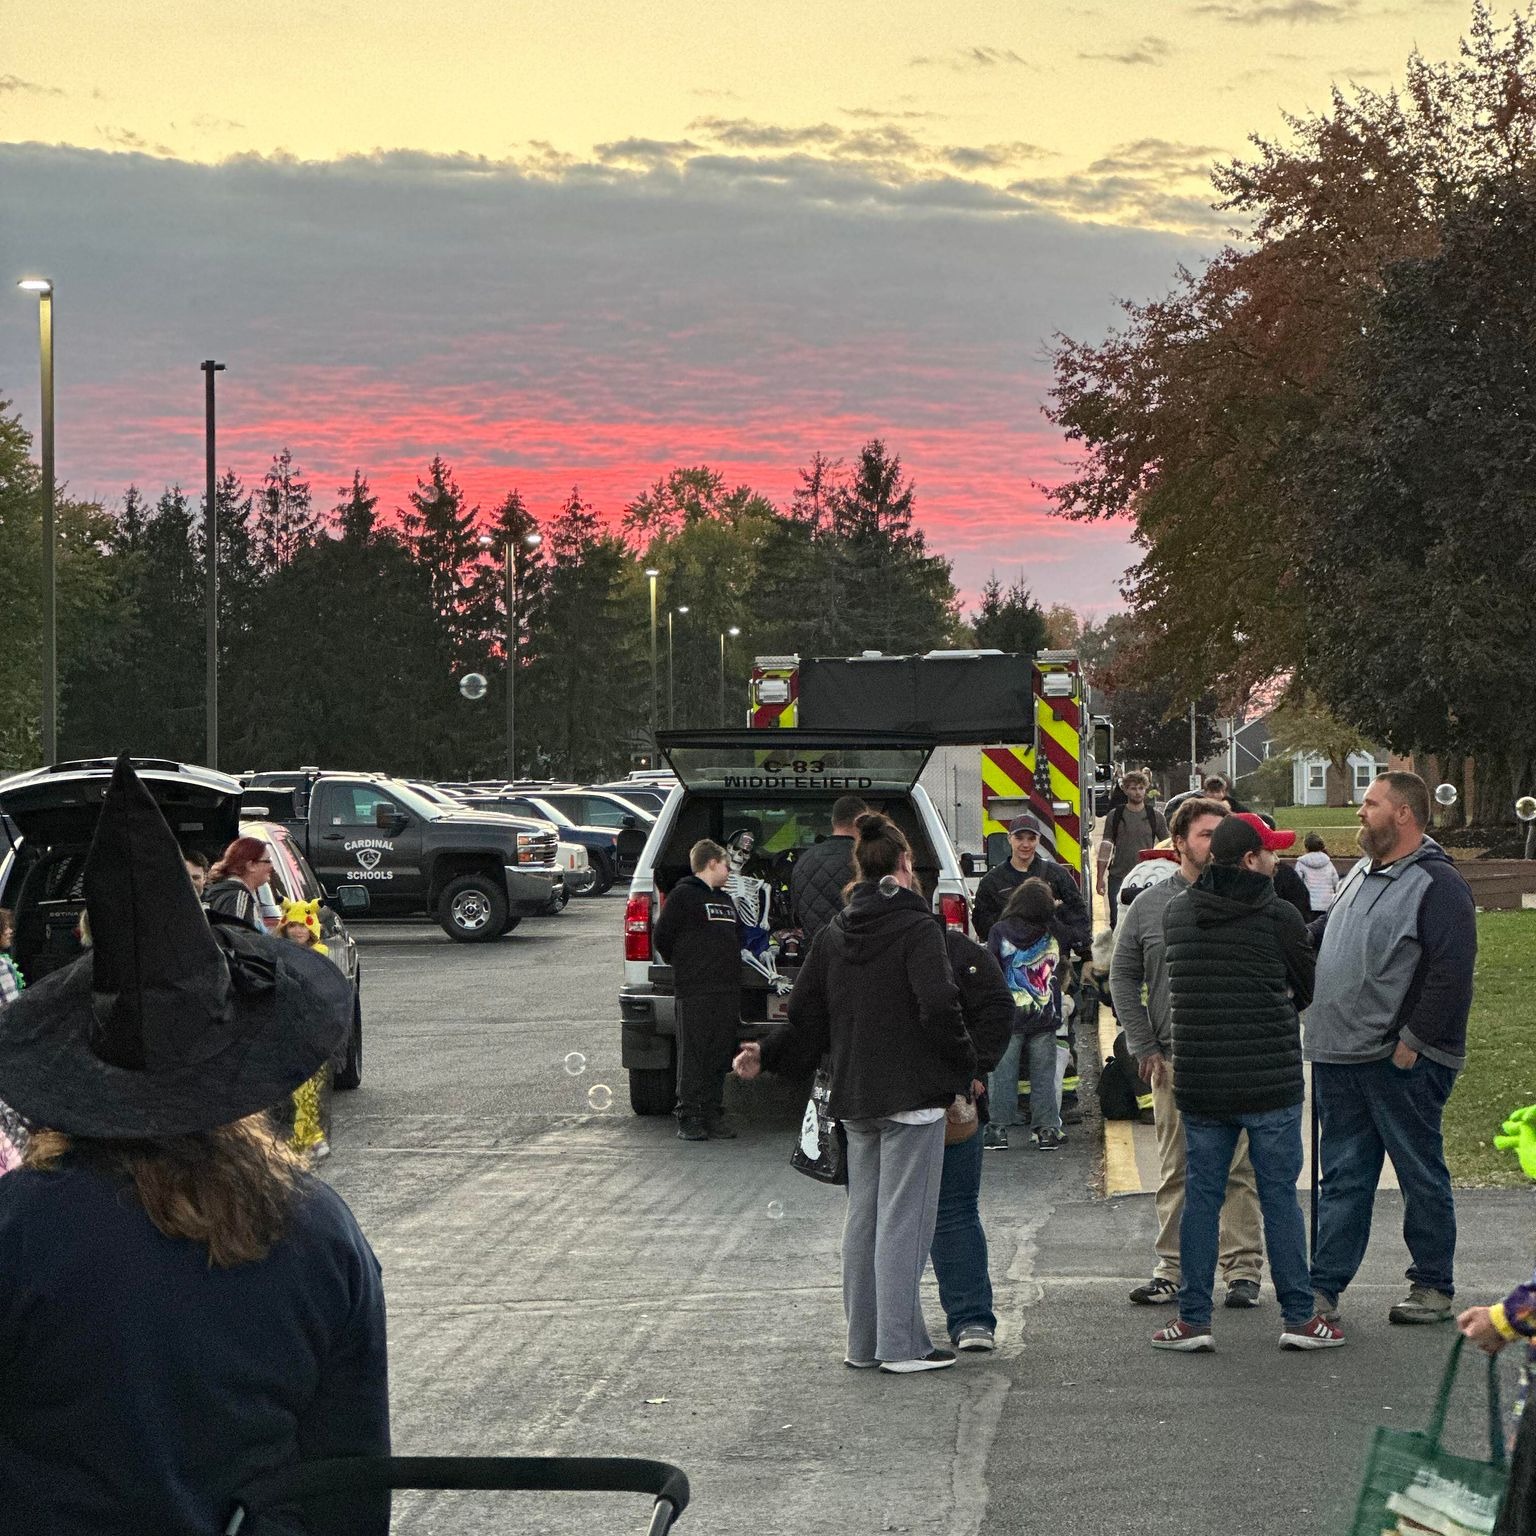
[1458,1102,1536,1533]
[983,878,1065,1151]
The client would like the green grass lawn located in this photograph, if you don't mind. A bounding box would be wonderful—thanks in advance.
[1446,910,1536,1186]
[1248,803,1364,856]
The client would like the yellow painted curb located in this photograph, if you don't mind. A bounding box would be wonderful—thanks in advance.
[1097,975,1145,1198]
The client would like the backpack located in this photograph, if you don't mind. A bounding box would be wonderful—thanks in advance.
[1097,1029,1142,1121]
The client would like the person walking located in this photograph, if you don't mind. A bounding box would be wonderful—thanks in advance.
[0,755,388,1532]
[790,795,868,943]
[984,879,1067,1152]
[1095,771,1169,926]
[1305,771,1476,1328]
[972,813,1090,953]
[203,835,276,931]
[652,839,743,1142]
[1295,832,1340,914]
[183,847,210,898]
[930,922,1014,1353]
[1109,798,1266,1309]
[1152,811,1339,1352]
[733,813,974,1373]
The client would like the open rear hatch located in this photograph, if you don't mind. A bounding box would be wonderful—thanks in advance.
[656,729,937,794]
[0,758,244,848]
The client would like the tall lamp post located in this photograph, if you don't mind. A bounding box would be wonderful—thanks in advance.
[719,625,740,725]
[18,279,55,763]
[480,530,542,781]
[667,605,689,729]
[201,359,226,769]
[644,568,660,756]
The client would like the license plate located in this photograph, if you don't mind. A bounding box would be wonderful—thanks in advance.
[767,994,790,1021]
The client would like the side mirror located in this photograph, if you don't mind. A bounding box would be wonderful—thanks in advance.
[984,831,1010,870]
[375,804,407,834]
[959,852,976,878]
[621,815,638,830]
[333,884,370,914]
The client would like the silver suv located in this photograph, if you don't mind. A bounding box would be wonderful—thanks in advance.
[619,731,971,1115]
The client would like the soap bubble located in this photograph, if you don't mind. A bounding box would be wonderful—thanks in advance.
[1433,783,1458,807]
[587,1083,613,1111]
[563,1052,587,1076]
[766,1200,785,1220]
[458,672,488,701]
[1517,796,1536,824]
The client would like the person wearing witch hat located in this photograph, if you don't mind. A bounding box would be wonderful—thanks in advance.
[0,756,390,1533]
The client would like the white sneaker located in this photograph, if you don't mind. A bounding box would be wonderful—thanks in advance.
[954,1325,997,1352]
[879,1349,958,1374]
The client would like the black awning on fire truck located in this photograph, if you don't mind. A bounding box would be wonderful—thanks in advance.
[795,653,1037,742]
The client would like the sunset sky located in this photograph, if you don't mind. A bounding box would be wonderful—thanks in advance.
[1,0,1473,613]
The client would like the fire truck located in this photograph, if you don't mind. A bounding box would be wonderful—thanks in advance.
[748,649,1111,904]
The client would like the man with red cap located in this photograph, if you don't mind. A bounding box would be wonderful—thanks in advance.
[1150,812,1339,1353]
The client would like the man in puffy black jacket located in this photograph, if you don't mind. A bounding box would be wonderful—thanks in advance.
[790,796,867,942]
[1153,813,1338,1354]
[652,839,742,1142]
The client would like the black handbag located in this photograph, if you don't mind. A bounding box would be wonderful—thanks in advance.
[790,1063,847,1185]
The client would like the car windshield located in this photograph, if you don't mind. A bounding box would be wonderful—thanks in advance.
[377,781,447,820]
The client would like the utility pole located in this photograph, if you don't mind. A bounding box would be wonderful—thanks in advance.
[202,360,226,769]
[19,280,55,762]
[1188,700,1198,791]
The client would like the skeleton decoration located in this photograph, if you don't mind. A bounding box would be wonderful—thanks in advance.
[725,829,791,994]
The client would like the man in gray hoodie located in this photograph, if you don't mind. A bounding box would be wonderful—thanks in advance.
[1305,771,1476,1327]
[1110,797,1264,1309]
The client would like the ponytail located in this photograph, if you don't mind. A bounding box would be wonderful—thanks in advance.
[849,812,911,887]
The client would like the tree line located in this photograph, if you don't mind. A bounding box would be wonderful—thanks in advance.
[1044,1,1536,824]
[0,427,1056,782]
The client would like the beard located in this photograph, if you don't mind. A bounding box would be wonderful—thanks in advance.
[1358,821,1394,860]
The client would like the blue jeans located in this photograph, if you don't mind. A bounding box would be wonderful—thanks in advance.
[1179,1103,1313,1329]
[987,1030,1062,1134]
[1311,1058,1458,1302]
[929,1128,995,1339]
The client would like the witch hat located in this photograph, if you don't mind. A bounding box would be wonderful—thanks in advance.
[0,754,350,1138]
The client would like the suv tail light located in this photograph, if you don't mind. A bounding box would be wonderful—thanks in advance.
[624,891,653,962]
[939,892,968,932]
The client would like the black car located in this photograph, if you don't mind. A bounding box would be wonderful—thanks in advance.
[0,757,367,1088]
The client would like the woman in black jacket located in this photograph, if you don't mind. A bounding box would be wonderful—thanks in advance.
[734,813,974,1373]
[203,835,275,931]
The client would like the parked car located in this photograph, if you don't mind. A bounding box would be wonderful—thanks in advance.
[464,793,632,895]
[530,789,657,832]
[589,783,670,815]
[618,730,971,1115]
[0,757,367,1089]
[241,771,561,941]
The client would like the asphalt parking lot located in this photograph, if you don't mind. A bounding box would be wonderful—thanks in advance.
[324,897,1529,1536]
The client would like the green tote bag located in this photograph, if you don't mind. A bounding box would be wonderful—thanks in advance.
[1348,1335,1509,1536]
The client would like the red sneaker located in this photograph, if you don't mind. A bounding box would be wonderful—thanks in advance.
[1150,1319,1214,1352]
[1279,1314,1346,1350]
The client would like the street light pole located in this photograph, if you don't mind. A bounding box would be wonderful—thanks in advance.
[19,280,55,762]
[504,531,541,782]
[644,569,659,755]
[719,625,740,725]
[201,360,225,769]
[668,605,688,729]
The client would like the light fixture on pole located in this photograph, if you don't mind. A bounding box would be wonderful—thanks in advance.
[667,605,689,729]
[489,530,541,781]
[644,568,660,754]
[201,359,226,769]
[19,279,55,763]
[719,625,741,725]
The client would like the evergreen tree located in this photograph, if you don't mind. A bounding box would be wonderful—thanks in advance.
[404,456,482,667]
[253,448,317,571]
[972,575,1048,656]
[336,470,379,544]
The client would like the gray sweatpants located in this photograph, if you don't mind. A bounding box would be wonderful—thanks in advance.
[841,1116,947,1363]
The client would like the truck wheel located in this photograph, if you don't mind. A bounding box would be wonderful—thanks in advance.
[334,986,363,1090]
[581,853,615,897]
[628,1064,675,1116]
[499,912,524,934]
[439,875,508,943]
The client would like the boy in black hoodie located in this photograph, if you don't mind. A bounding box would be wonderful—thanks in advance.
[652,839,742,1142]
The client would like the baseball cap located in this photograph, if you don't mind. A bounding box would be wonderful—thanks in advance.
[1210,811,1297,863]
[1008,813,1043,836]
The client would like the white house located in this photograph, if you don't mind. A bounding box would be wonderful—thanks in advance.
[1292,749,1391,807]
